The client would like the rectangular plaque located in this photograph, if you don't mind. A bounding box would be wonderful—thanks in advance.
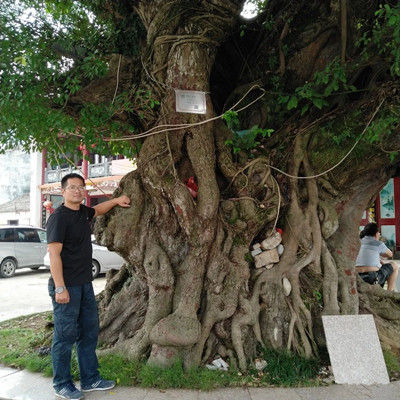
[175,90,206,114]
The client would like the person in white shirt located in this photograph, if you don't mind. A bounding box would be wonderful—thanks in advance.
[356,223,398,291]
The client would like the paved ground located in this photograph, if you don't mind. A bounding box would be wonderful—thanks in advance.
[0,268,106,322]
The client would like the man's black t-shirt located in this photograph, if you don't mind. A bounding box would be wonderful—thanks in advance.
[47,204,95,286]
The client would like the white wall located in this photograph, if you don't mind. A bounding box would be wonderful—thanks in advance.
[0,150,42,227]
[0,149,30,205]
[30,152,43,227]
[0,210,31,225]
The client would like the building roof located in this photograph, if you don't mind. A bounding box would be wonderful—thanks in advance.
[0,193,30,213]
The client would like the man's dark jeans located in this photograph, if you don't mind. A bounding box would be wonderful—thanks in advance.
[49,283,101,389]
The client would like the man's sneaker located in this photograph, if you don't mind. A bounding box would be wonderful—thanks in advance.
[55,383,83,400]
[81,379,115,392]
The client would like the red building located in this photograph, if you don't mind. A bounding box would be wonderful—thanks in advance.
[39,151,135,228]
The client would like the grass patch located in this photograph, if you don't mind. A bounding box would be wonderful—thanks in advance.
[98,354,141,386]
[259,347,320,386]
[0,320,53,375]
[137,360,233,390]
[0,312,335,389]
[383,349,400,377]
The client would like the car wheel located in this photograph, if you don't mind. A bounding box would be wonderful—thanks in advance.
[92,260,100,279]
[0,258,17,278]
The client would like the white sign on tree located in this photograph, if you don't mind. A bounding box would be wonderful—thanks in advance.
[175,90,207,114]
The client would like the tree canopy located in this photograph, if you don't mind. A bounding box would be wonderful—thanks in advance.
[1,1,400,161]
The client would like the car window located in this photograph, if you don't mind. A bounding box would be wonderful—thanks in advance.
[0,228,15,242]
[37,229,47,243]
[16,228,40,243]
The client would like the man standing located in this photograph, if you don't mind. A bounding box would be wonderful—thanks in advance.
[47,173,130,400]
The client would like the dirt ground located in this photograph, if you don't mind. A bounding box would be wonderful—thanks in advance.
[0,312,52,330]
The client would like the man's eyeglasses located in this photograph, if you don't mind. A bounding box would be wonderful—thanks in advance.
[65,185,86,191]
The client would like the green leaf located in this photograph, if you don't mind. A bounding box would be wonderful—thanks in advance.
[301,104,309,116]
[388,15,398,26]
[312,97,323,109]
[278,95,289,104]
[287,96,298,110]
[389,152,398,162]
[323,84,333,97]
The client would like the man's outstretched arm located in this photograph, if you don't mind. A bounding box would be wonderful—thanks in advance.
[93,195,130,217]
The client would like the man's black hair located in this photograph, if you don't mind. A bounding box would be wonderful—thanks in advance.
[61,173,85,189]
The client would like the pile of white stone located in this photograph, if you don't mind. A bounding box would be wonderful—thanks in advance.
[250,229,292,296]
[251,229,284,269]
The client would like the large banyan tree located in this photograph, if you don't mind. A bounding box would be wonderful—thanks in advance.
[1,0,400,371]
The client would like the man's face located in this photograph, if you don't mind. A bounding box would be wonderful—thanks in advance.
[62,177,86,204]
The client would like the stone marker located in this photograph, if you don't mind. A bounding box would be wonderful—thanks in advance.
[322,314,389,385]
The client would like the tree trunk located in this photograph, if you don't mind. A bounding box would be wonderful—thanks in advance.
[92,0,400,371]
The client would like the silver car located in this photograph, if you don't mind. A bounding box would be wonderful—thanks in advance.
[0,225,48,278]
[44,235,125,278]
